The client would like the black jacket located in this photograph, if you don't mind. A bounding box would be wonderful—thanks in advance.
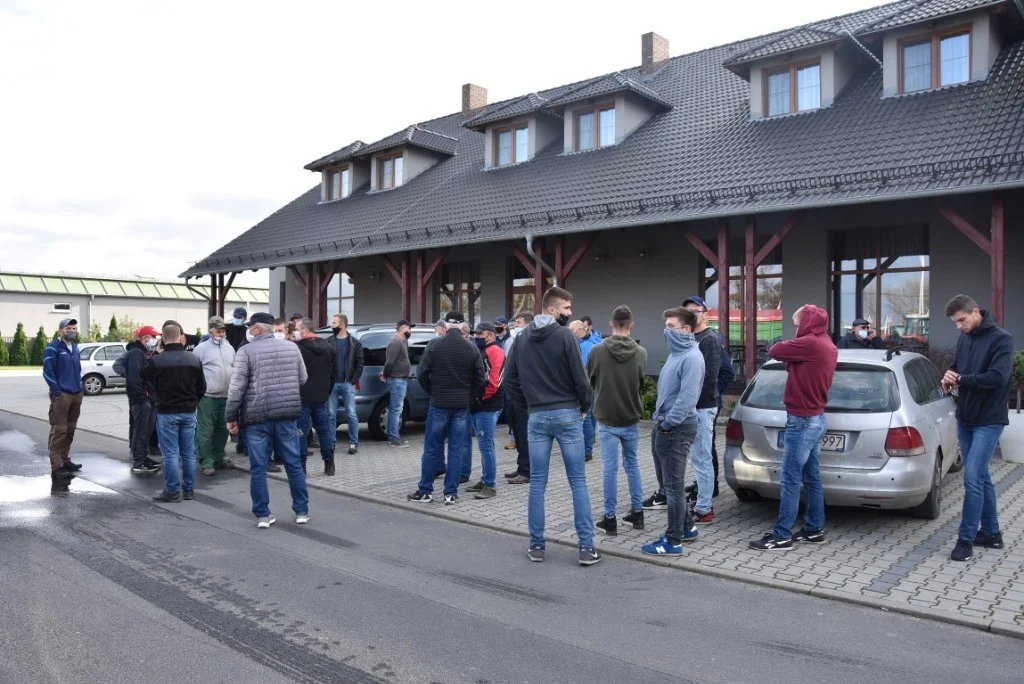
[838,332,884,350]
[140,343,206,414]
[504,317,592,414]
[951,311,1014,427]
[331,333,364,384]
[123,341,156,404]
[297,337,338,404]
[418,329,487,409]
[225,323,248,351]
[694,328,722,409]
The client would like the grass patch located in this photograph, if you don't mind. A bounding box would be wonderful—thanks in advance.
[0,366,42,371]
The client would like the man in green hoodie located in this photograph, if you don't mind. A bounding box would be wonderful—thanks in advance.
[587,305,648,536]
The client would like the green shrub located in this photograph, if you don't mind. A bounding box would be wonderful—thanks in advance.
[1012,350,1024,414]
[9,323,29,366]
[0,329,9,366]
[641,376,658,420]
[88,322,103,342]
[29,326,47,365]
[103,314,120,342]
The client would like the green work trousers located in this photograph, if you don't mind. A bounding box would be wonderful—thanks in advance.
[196,396,229,469]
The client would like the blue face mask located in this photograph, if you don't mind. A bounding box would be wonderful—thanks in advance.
[857,329,869,339]
[232,318,244,326]
[475,337,487,350]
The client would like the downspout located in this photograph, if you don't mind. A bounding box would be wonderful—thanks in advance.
[525,233,558,286]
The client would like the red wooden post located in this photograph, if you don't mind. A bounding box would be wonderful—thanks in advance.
[555,236,565,286]
[533,238,544,314]
[991,193,1005,325]
[306,264,317,320]
[745,220,758,382]
[416,252,426,322]
[401,254,411,321]
[717,220,729,343]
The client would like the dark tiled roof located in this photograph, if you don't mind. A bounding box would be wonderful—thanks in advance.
[181,3,1024,278]
[543,72,673,111]
[357,125,459,157]
[858,0,1004,33]
[463,93,553,131]
[304,140,365,172]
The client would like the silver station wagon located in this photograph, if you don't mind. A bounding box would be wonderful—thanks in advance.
[724,349,961,520]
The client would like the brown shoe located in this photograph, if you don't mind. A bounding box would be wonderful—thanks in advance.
[202,467,216,476]
[503,470,519,479]
[474,486,497,499]
[507,474,530,485]
[504,441,517,450]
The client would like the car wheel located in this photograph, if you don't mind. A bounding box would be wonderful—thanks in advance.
[911,451,942,520]
[367,398,407,441]
[947,445,964,473]
[82,374,105,396]
[734,488,761,502]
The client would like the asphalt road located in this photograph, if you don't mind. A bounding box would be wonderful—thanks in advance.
[1,410,1021,684]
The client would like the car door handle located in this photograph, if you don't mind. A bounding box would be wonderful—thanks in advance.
[96,363,105,366]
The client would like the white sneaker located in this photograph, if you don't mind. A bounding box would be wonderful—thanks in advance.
[295,514,310,525]
[257,516,276,529]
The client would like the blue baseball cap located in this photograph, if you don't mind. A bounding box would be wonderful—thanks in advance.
[683,295,708,309]
[495,316,509,325]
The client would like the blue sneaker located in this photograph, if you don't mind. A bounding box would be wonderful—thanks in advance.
[642,537,683,556]
[682,525,699,541]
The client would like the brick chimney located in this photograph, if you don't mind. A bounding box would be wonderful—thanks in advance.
[641,32,669,75]
[462,83,487,117]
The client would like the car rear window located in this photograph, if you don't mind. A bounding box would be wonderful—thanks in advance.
[357,331,435,366]
[742,363,900,413]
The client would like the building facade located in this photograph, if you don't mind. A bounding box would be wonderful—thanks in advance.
[183,0,1024,380]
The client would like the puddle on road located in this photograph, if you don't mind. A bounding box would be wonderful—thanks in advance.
[0,430,37,455]
[0,474,118,504]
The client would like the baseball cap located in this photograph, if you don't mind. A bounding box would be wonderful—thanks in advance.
[444,311,465,324]
[396,319,413,329]
[249,312,276,325]
[682,295,708,309]
[232,306,247,319]
[852,318,871,327]
[208,316,226,330]
[290,312,303,321]
[474,321,496,334]
[134,325,161,338]
[58,318,78,329]
[495,316,509,326]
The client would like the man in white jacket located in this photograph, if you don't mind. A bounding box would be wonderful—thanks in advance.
[194,316,236,476]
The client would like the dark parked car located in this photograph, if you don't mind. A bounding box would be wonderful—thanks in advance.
[318,324,438,440]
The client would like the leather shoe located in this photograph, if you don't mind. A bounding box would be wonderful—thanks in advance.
[507,474,530,484]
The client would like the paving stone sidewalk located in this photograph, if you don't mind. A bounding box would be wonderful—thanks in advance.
[2,376,1022,636]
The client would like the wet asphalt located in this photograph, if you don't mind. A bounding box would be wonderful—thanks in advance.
[0,409,1022,684]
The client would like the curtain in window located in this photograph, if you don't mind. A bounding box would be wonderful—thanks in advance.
[599,109,615,147]
[382,159,392,188]
[578,112,595,150]
[394,157,403,186]
[940,33,969,86]
[515,127,528,163]
[902,42,931,92]
[796,65,820,111]
[498,130,512,165]
[766,71,790,116]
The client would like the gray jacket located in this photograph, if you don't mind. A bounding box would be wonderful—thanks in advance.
[226,333,308,426]
[194,338,235,398]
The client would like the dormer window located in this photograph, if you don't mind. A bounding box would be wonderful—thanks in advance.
[495,125,529,166]
[575,104,615,151]
[378,152,404,190]
[899,28,970,93]
[324,167,351,201]
[764,61,820,117]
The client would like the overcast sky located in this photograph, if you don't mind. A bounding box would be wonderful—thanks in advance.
[0,0,884,288]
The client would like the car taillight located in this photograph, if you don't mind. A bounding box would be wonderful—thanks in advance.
[726,419,744,446]
[354,380,360,391]
[885,427,925,456]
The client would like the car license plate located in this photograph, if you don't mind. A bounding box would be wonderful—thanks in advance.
[777,432,846,452]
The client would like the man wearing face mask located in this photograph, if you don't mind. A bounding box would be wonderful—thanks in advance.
[327,313,364,456]
[194,316,236,476]
[463,321,506,499]
[504,287,599,565]
[381,319,414,448]
[225,307,249,351]
[124,325,163,475]
[837,318,884,350]
[43,318,85,492]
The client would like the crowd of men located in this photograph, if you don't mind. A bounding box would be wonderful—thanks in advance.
[43,287,1012,563]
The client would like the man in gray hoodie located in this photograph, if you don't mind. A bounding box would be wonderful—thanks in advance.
[194,316,236,476]
[642,307,705,556]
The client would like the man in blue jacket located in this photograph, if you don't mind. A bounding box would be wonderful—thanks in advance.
[572,320,601,462]
[43,318,84,492]
[942,294,1014,562]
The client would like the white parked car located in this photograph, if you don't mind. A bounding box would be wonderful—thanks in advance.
[79,343,127,396]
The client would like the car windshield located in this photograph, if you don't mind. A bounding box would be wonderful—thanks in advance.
[742,363,900,413]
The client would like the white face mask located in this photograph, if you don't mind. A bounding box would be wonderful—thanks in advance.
[211,333,224,345]
[273,332,287,340]
[147,340,158,351]
[245,330,255,343]
[857,329,869,339]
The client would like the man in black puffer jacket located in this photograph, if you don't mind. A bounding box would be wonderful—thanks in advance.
[296,319,338,475]
[407,311,487,505]
[124,325,162,475]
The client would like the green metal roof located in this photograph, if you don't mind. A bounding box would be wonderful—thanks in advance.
[0,271,268,304]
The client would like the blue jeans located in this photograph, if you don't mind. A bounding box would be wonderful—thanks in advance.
[527,409,595,550]
[599,422,642,517]
[652,422,697,545]
[692,407,717,514]
[417,406,469,496]
[386,378,408,441]
[462,410,501,487]
[957,424,1003,542]
[328,381,359,446]
[773,414,828,540]
[246,419,309,518]
[298,402,334,462]
[583,411,596,457]
[156,412,197,495]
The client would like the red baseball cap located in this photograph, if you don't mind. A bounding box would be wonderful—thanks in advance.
[134,325,160,338]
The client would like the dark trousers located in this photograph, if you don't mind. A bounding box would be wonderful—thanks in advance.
[47,392,83,469]
[129,399,156,467]
[507,399,530,477]
[711,407,721,486]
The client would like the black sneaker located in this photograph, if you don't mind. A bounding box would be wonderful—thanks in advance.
[622,509,645,530]
[578,547,601,566]
[444,493,458,505]
[794,528,826,543]
[749,533,793,551]
[407,491,432,503]
[595,514,617,536]
[388,439,410,449]
[642,493,667,510]
[267,463,283,473]
[131,463,159,475]
[584,453,593,462]
[348,444,358,455]
[144,458,162,470]
[64,460,83,472]
[951,539,974,562]
[152,490,181,503]
[975,531,1004,549]
[324,461,335,476]
[527,546,545,562]
[182,490,195,501]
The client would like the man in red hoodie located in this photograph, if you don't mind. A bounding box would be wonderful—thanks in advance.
[749,304,838,551]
